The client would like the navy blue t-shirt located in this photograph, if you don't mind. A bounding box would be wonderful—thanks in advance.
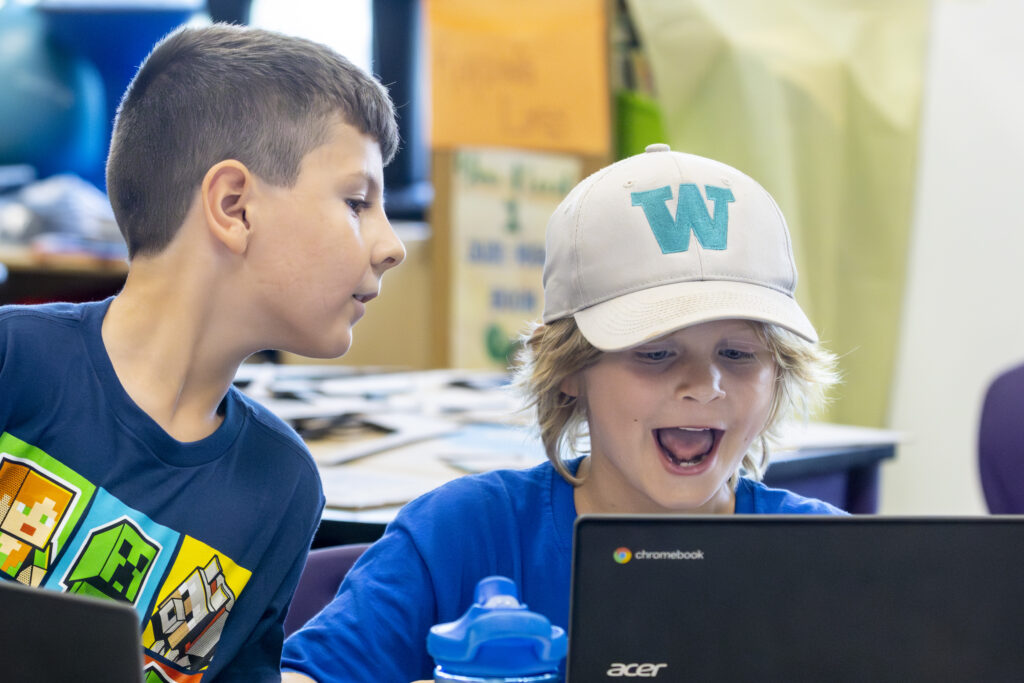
[0,299,324,681]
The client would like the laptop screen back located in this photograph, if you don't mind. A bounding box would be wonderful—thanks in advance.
[568,515,1024,682]
[0,581,143,683]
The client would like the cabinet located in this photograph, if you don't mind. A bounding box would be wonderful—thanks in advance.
[0,244,126,305]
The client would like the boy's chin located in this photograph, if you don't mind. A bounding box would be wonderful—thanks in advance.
[287,332,353,360]
[313,340,353,360]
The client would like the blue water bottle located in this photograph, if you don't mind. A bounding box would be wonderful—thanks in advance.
[427,575,567,682]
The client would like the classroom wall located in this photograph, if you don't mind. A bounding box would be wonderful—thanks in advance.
[884,0,1024,514]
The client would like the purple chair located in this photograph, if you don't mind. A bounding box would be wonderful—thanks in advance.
[283,542,371,637]
[978,362,1024,513]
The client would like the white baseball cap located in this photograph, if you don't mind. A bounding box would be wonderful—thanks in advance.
[541,144,817,350]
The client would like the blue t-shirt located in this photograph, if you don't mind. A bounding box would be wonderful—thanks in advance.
[282,458,842,682]
[0,299,325,681]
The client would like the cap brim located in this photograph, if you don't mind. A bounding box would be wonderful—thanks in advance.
[573,280,818,351]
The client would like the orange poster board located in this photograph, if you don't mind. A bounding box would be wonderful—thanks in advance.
[427,0,610,156]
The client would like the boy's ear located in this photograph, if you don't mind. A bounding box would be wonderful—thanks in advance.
[202,160,253,255]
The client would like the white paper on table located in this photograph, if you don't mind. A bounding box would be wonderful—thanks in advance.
[309,413,462,465]
[436,423,547,473]
[317,373,422,398]
[319,467,443,510]
[253,395,379,423]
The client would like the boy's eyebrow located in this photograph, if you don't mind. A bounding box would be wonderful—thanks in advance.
[721,338,767,347]
[718,334,769,348]
[342,171,382,193]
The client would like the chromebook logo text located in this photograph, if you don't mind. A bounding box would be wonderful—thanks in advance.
[613,548,705,562]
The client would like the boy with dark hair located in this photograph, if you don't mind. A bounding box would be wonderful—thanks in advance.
[0,23,404,681]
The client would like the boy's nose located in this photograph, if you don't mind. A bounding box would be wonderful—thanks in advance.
[676,362,725,404]
[373,216,406,273]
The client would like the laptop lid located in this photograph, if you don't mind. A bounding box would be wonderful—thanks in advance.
[0,580,143,683]
[567,515,1024,683]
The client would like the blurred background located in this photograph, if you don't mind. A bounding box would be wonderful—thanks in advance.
[1,0,1022,516]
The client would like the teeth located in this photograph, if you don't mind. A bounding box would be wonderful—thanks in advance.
[667,452,707,467]
[677,427,708,431]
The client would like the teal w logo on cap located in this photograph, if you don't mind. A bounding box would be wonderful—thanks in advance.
[631,184,735,254]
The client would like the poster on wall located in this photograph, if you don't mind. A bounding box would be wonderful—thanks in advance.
[450,148,582,370]
[428,0,609,156]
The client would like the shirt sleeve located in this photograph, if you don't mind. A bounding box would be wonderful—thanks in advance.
[280,470,546,683]
[215,544,313,682]
[217,485,325,681]
[281,519,439,682]
[739,478,851,514]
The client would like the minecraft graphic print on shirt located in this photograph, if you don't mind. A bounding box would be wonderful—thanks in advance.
[0,452,88,586]
[0,433,251,680]
[142,535,251,675]
[45,487,180,612]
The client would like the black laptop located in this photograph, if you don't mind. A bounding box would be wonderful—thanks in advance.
[568,515,1024,682]
[0,580,143,683]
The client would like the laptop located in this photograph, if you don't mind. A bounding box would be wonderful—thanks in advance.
[567,515,1024,682]
[0,580,143,683]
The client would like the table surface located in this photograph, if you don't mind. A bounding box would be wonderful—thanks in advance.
[314,422,902,526]
[232,365,904,534]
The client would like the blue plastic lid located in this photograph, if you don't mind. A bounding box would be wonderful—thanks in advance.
[427,576,567,677]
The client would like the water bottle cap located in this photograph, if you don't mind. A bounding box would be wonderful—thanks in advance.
[427,576,567,677]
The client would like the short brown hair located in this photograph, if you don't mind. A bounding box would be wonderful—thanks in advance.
[106,23,399,258]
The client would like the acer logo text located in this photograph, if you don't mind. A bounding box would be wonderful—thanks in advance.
[606,662,668,677]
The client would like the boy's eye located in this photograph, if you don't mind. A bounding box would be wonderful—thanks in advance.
[636,349,672,362]
[719,348,756,361]
[346,198,370,214]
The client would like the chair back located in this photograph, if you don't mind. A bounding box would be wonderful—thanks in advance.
[284,542,371,637]
[979,362,1024,513]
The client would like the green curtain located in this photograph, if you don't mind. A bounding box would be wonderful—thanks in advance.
[625,0,931,426]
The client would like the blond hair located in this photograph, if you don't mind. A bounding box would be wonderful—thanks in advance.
[512,318,839,487]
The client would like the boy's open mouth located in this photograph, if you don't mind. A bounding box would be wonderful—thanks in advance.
[655,427,721,468]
